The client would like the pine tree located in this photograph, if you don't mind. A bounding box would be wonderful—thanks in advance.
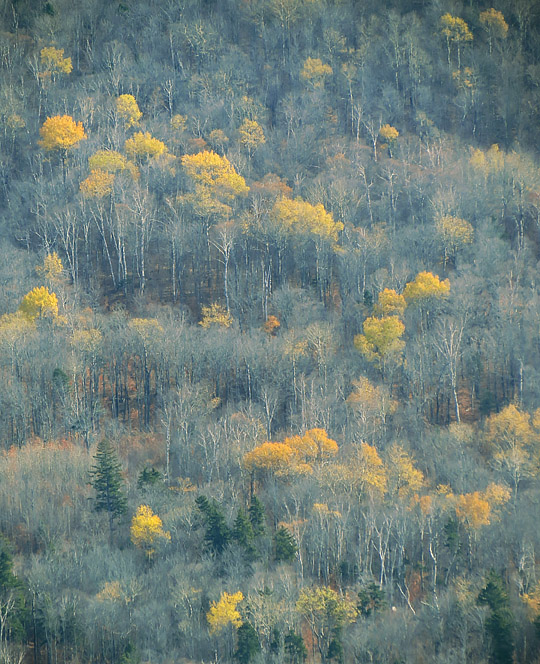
[195,495,231,555]
[232,508,258,561]
[273,527,297,563]
[248,495,266,537]
[478,571,515,664]
[90,440,127,534]
[234,621,260,663]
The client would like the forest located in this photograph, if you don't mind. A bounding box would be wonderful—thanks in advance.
[1,0,540,662]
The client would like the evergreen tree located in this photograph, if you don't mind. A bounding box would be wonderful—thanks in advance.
[248,495,266,537]
[478,570,515,664]
[284,630,307,663]
[273,527,297,563]
[232,508,258,561]
[234,621,260,664]
[195,495,231,554]
[90,440,127,533]
[0,536,26,642]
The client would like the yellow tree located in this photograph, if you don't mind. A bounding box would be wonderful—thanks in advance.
[480,8,508,54]
[238,119,265,158]
[354,442,387,497]
[373,288,406,317]
[243,442,296,477]
[39,115,86,181]
[199,303,233,328]
[385,444,424,498]
[124,131,168,161]
[181,150,249,218]
[485,405,537,499]
[440,13,473,68]
[435,215,474,266]
[130,505,171,558]
[116,94,142,128]
[296,586,356,661]
[207,591,243,634]
[378,124,399,157]
[88,149,139,179]
[300,57,333,89]
[35,252,64,284]
[354,316,405,373]
[346,376,396,443]
[403,271,450,303]
[271,197,343,243]
[80,169,115,198]
[19,286,58,321]
[40,46,72,80]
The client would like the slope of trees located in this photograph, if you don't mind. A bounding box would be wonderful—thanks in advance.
[1,0,540,662]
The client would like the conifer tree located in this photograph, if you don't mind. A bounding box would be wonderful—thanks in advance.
[248,495,266,537]
[232,508,258,561]
[273,527,297,563]
[90,440,127,534]
[234,621,260,663]
[478,571,515,664]
[195,495,231,555]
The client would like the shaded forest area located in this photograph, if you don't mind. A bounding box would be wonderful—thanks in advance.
[1,0,540,662]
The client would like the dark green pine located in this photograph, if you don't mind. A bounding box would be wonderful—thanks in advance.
[273,526,298,563]
[248,495,266,537]
[90,439,127,533]
[234,621,261,664]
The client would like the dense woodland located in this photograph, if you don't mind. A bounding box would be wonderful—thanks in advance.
[2,0,540,662]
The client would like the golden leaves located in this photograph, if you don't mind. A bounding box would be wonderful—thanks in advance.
[207,591,243,634]
[40,46,72,77]
[39,115,86,153]
[130,504,171,558]
[19,286,58,321]
[124,131,168,161]
[403,271,450,303]
[300,57,333,88]
[271,197,343,242]
[354,316,405,367]
[80,169,115,198]
[199,303,233,329]
[116,94,142,128]
[440,14,473,43]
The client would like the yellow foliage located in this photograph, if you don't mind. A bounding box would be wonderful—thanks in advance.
[483,482,511,507]
[207,591,243,634]
[80,169,115,198]
[373,288,406,317]
[272,197,343,242]
[436,215,474,261]
[124,131,168,161]
[263,315,280,335]
[485,404,534,453]
[386,444,424,498]
[300,57,333,87]
[40,46,72,76]
[199,303,233,328]
[296,586,357,626]
[313,503,341,518]
[354,316,405,367]
[379,124,399,143]
[71,328,102,354]
[36,252,63,283]
[39,115,86,153]
[96,581,123,603]
[171,114,187,132]
[522,581,540,618]
[403,271,450,303]
[209,129,229,147]
[88,150,135,175]
[0,312,33,346]
[243,442,296,473]
[182,150,249,203]
[129,318,164,345]
[116,94,142,128]
[480,8,508,39]
[130,505,171,557]
[6,114,25,130]
[356,443,387,496]
[19,286,58,321]
[455,491,491,528]
[452,67,476,90]
[238,119,266,151]
[440,13,473,43]
[470,144,504,174]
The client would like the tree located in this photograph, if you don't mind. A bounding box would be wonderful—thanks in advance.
[199,303,233,328]
[234,621,260,663]
[35,252,64,284]
[271,197,343,243]
[232,508,258,561]
[478,571,514,664]
[207,591,243,634]
[130,505,171,558]
[18,286,58,321]
[80,169,115,198]
[124,132,168,161]
[479,8,508,54]
[378,124,399,157]
[403,271,450,304]
[274,526,298,563]
[39,115,86,181]
[296,586,356,663]
[238,119,265,157]
[40,46,72,79]
[440,13,473,69]
[116,94,142,128]
[354,316,405,371]
[90,439,127,532]
[435,215,474,266]
[195,495,231,554]
[373,288,406,317]
[88,150,139,178]
[300,57,332,89]
[248,495,266,536]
